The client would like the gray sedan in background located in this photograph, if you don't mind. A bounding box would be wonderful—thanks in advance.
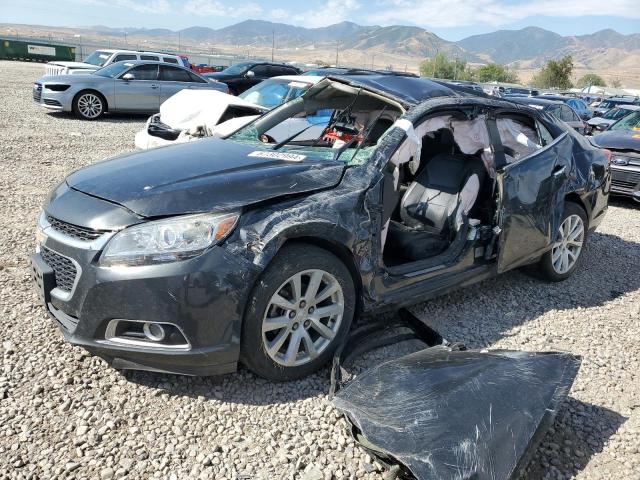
[33,61,229,120]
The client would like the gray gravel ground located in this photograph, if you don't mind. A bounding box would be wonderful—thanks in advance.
[1,60,639,480]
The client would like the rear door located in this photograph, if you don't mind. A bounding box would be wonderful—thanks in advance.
[560,105,584,133]
[496,115,574,272]
[186,71,211,90]
[159,65,194,102]
[113,64,160,111]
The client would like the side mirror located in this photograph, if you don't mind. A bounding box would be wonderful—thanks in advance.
[632,191,640,203]
[122,73,135,81]
[245,70,255,78]
[596,123,607,132]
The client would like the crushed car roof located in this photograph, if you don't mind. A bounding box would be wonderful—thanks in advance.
[329,74,466,106]
[506,97,565,107]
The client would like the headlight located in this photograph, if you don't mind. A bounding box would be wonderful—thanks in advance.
[45,84,70,91]
[100,212,239,267]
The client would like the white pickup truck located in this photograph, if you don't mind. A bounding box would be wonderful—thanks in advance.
[45,49,188,76]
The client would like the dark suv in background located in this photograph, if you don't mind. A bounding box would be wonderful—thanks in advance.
[204,61,301,94]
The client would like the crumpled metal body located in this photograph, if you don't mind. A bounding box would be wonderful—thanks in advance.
[333,346,581,480]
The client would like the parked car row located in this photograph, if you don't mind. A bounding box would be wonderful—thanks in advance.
[591,96,640,116]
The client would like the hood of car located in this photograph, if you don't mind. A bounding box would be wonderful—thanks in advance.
[158,89,265,130]
[587,117,614,126]
[38,73,100,84]
[204,72,238,80]
[47,61,98,70]
[591,130,640,152]
[65,138,346,218]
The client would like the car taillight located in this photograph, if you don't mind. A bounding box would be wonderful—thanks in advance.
[602,149,612,165]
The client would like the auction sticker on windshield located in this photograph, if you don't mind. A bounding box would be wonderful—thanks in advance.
[248,151,306,162]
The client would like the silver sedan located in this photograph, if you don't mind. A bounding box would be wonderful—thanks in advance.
[33,61,229,120]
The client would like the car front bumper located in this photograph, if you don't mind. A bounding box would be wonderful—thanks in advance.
[32,82,73,112]
[30,213,260,376]
[610,164,640,198]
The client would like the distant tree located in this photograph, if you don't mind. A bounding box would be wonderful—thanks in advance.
[314,60,330,67]
[476,63,519,83]
[419,53,474,81]
[531,56,574,89]
[576,73,606,88]
[610,77,622,88]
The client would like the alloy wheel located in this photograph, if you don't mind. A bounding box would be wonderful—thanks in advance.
[262,269,344,367]
[551,214,584,275]
[77,93,103,119]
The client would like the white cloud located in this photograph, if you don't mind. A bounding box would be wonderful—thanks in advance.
[183,0,263,18]
[366,0,640,28]
[83,0,172,15]
[267,0,362,28]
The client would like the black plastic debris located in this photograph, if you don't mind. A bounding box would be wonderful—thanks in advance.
[331,312,581,480]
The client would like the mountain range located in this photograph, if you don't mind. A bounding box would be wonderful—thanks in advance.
[88,20,640,70]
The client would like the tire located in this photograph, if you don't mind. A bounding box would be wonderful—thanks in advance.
[241,244,356,381]
[72,91,105,120]
[536,202,588,282]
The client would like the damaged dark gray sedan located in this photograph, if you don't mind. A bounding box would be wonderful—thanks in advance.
[30,75,610,381]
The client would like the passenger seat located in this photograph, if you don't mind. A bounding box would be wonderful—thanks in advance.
[400,153,486,237]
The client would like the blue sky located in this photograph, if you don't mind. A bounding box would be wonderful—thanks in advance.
[1,0,638,40]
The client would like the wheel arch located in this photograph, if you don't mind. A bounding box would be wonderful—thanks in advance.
[564,192,589,226]
[280,236,363,313]
[73,89,109,112]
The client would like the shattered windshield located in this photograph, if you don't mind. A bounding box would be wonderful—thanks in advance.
[601,107,628,120]
[609,111,640,131]
[228,80,404,165]
[84,51,111,67]
[239,79,314,109]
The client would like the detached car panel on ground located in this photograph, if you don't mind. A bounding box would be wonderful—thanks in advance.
[31,75,610,380]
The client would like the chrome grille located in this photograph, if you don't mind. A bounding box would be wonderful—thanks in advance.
[47,215,105,241]
[611,169,640,191]
[45,64,66,76]
[40,247,77,292]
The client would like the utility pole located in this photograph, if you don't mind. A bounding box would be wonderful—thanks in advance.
[453,53,458,81]
[335,41,339,67]
[433,49,438,78]
[124,31,127,47]
[371,54,375,70]
[271,30,275,62]
[178,31,181,52]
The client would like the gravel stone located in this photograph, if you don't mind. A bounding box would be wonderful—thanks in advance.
[0,60,639,479]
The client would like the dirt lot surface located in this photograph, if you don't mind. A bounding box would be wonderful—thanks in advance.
[1,60,639,480]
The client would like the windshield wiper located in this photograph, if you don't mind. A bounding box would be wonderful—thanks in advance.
[271,123,321,150]
[334,106,389,163]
